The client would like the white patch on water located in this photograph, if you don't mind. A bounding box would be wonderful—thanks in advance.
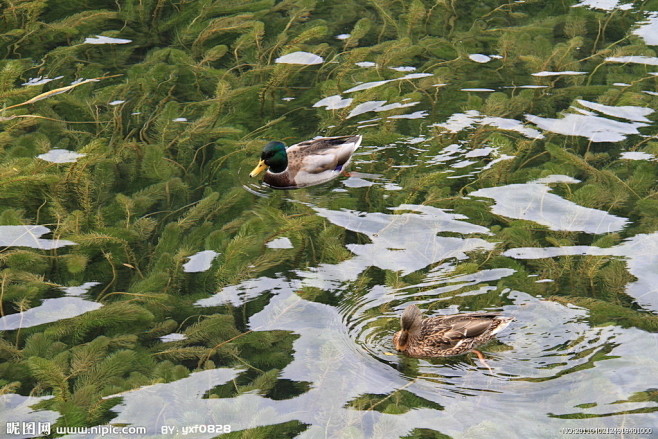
[37,149,85,163]
[275,51,324,65]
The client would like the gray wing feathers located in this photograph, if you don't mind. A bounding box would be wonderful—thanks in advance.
[442,320,494,341]
[292,135,362,174]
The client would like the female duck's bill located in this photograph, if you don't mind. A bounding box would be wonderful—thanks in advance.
[249,135,362,189]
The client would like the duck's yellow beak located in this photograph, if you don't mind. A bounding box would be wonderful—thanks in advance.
[249,160,268,177]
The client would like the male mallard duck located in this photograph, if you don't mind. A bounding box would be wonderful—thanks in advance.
[393,304,513,358]
[249,135,362,189]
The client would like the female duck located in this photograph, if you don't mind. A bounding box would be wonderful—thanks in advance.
[393,304,512,359]
[249,135,362,189]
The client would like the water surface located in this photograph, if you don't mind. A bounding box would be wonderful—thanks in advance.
[1,1,657,438]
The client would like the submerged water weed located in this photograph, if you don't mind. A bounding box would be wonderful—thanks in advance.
[0,0,657,436]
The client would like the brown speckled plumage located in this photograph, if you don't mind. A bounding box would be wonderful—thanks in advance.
[393,304,513,357]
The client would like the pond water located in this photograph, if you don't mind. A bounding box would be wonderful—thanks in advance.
[1,1,658,438]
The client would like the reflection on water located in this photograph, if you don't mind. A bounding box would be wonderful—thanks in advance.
[432,110,543,139]
[576,99,653,122]
[119,273,658,437]
[0,225,76,249]
[0,394,58,439]
[22,76,63,86]
[468,54,498,63]
[313,95,353,110]
[343,73,432,94]
[0,283,101,330]
[634,12,658,45]
[605,55,658,66]
[182,250,219,273]
[37,149,85,163]
[3,0,658,437]
[526,113,648,142]
[82,35,132,45]
[470,175,629,233]
[504,232,658,313]
[574,0,633,10]
[531,70,587,76]
[0,297,102,331]
[266,237,294,249]
[159,333,187,342]
[620,151,655,161]
[275,51,324,65]
[100,369,243,437]
[309,204,493,277]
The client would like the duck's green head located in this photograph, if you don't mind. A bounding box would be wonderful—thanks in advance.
[250,141,288,176]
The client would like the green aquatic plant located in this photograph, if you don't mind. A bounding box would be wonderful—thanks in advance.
[550,296,658,332]
[348,389,444,414]
[402,429,453,439]
[221,420,311,439]
[0,0,656,434]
